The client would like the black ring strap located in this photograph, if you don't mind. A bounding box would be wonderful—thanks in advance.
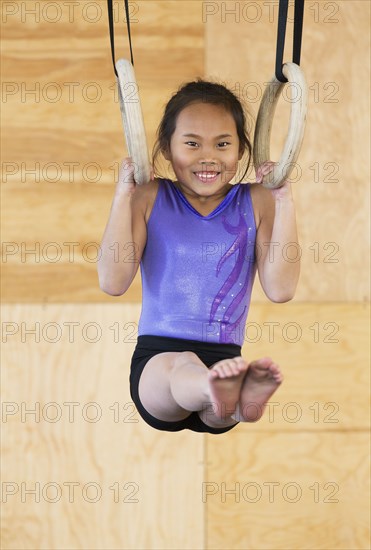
[107,0,134,77]
[276,0,305,83]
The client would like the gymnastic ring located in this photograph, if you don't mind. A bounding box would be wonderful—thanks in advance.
[253,62,308,189]
[116,59,151,185]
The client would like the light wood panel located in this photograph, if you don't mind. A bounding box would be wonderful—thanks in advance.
[1,0,204,170]
[205,431,370,550]
[1,302,369,549]
[240,301,370,431]
[1,303,204,550]
[1,3,370,302]
[1,0,205,303]
[1,182,142,303]
[205,300,370,549]
[2,0,203,302]
[206,1,370,303]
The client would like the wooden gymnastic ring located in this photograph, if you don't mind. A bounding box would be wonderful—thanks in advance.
[116,59,151,185]
[253,62,308,189]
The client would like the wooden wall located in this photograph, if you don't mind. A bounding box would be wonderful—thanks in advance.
[2,0,369,303]
[1,2,370,549]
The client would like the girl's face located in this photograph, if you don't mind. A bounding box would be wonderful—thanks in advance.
[165,102,243,197]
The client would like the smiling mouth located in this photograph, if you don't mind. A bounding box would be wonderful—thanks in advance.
[194,171,220,182]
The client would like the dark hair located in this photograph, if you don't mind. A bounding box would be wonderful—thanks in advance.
[152,78,253,183]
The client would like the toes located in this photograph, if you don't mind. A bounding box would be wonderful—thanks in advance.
[249,357,273,368]
[214,364,228,378]
[248,357,277,372]
[218,361,236,378]
[210,367,227,379]
[228,358,246,375]
[209,369,219,379]
[210,357,248,378]
[266,362,283,383]
[245,357,283,383]
[268,362,282,377]
[235,357,248,370]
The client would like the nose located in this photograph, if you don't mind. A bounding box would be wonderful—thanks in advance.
[200,146,219,163]
[198,142,217,163]
[198,144,220,169]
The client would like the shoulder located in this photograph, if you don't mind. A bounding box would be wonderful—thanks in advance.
[246,183,275,229]
[132,178,161,223]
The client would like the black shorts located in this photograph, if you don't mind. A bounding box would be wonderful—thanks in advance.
[129,335,242,434]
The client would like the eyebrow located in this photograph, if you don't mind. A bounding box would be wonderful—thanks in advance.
[182,133,233,139]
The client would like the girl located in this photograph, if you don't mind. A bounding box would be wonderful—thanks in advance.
[98,80,300,434]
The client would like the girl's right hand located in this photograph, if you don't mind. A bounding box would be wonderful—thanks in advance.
[115,157,137,198]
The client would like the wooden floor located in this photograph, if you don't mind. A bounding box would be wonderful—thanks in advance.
[1,302,370,549]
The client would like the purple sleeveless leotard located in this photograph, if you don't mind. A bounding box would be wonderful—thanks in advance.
[138,179,257,345]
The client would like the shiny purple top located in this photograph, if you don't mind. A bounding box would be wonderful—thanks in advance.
[138,179,257,345]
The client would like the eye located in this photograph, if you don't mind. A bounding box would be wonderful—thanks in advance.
[185,141,199,147]
[217,141,231,148]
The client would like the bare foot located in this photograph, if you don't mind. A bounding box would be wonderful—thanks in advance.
[207,357,249,420]
[234,357,283,422]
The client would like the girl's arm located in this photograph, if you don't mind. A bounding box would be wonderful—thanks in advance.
[97,158,149,296]
[253,162,300,303]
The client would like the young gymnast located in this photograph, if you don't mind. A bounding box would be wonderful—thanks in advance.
[98,80,300,434]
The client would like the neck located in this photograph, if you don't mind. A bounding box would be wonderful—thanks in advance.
[174,180,233,204]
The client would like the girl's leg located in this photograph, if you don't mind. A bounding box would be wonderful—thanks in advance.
[138,351,247,428]
[138,352,196,423]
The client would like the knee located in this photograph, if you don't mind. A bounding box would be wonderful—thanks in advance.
[173,351,200,370]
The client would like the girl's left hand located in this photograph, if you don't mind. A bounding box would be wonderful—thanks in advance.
[255,161,293,201]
